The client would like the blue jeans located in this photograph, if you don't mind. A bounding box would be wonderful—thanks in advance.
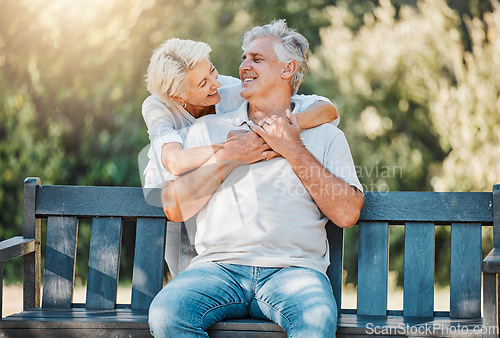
[148,262,337,337]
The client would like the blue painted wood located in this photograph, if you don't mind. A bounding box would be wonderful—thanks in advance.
[23,177,41,310]
[450,223,481,318]
[360,191,492,224]
[403,222,434,317]
[482,272,497,335]
[131,218,166,310]
[483,248,500,273]
[0,261,3,317]
[34,186,494,225]
[493,185,500,248]
[326,221,343,315]
[35,185,164,218]
[86,217,122,310]
[357,222,388,316]
[42,216,78,308]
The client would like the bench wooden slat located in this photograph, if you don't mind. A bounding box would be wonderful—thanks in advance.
[0,328,152,338]
[2,309,486,326]
[403,222,434,317]
[483,247,500,273]
[209,318,285,333]
[23,177,41,311]
[131,218,166,310]
[42,216,78,309]
[34,186,494,224]
[35,185,164,218]
[360,191,492,224]
[450,223,481,318]
[86,217,122,310]
[326,221,343,315]
[483,272,497,337]
[357,222,388,316]
[0,237,35,262]
[1,310,494,338]
[495,185,500,246]
[335,314,485,336]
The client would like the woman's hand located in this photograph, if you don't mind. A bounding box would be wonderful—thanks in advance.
[221,129,279,164]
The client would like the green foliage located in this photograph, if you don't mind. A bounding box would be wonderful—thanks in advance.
[315,0,499,193]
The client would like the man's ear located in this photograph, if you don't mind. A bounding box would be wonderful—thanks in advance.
[281,60,297,80]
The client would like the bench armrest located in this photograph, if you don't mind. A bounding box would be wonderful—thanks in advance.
[0,236,35,263]
[483,247,500,274]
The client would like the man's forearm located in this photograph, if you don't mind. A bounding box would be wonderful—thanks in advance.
[286,146,364,228]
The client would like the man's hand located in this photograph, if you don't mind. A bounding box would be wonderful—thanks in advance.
[221,129,278,164]
[251,109,303,158]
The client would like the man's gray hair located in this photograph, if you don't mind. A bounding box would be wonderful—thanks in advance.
[242,19,310,95]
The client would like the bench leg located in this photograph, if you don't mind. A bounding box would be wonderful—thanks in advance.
[0,262,3,318]
[483,273,498,338]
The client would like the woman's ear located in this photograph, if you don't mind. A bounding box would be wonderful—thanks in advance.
[281,60,297,80]
[170,95,184,105]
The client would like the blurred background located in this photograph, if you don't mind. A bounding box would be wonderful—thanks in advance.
[1,0,499,309]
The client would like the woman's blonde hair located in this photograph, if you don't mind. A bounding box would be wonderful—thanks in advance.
[242,19,309,95]
[146,38,212,103]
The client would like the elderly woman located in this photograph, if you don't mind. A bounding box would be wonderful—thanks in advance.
[141,38,339,276]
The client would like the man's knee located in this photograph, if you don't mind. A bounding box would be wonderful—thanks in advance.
[306,298,337,326]
[148,287,190,336]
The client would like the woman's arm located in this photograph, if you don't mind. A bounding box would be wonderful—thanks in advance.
[295,101,339,130]
[162,99,338,176]
[163,131,276,222]
[161,142,223,176]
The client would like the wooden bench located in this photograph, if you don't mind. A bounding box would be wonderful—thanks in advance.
[0,177,498,337]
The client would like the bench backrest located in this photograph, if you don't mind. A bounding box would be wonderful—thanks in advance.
[328,189,496,319]
[24,178,166,311]
[23,177,498,318]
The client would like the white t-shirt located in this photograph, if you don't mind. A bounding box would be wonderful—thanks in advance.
[183,101,362,275]
[141,75,339,190]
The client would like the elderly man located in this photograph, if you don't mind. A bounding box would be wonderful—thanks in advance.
[149,20,364,337]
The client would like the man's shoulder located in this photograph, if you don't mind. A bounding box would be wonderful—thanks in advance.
[192,111,236,129]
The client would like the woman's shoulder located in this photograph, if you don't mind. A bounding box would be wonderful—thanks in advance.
[141,94,180,123]
[143,94,165,107]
